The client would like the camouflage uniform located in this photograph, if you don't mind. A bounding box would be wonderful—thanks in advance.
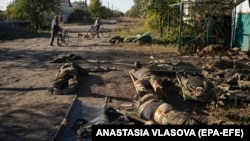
[202,59,234,72]
[135,93,222,125]
[129,67,164,99]
[129,68,225,125]
[217,70,250,101]
[176,72,214,102]
[48,62,89,95]
[201,59,250,102]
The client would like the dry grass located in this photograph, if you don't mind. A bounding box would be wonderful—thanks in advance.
[115,17,179,54]
[116,17,148,37]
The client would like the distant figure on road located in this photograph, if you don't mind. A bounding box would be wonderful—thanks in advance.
[50,15,61,46]
[94,16,101,38]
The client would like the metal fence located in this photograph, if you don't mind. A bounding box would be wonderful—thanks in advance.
[0,21,32,40]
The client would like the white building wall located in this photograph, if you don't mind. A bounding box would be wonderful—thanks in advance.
[232,0,250,24]
[183,0,202,16]
[182,0,203,23]
[60,0,73,23]
[235,0,250,13]
[232,0,250,50]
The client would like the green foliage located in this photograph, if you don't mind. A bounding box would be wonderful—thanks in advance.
[103,7,121,18]
[0,11,7,21]
[87,0,124,19]
[5,1,27,20]
[88,0,102,17]
[68,9,88,23]
[144,13,160,29]
[134,0,234,46]
[88,0,119,19]
[136,0,179,42]
[127,2,141,17]
[5,0,61,29]
[165,26,179,43]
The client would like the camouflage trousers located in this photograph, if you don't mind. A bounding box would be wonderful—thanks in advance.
[135,93,199,125]
[133,73,164,99]
[219,72,250,90]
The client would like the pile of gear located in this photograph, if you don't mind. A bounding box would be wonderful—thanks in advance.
[108,34,153,45]
[109,35,137,44]
[49,53,82,63]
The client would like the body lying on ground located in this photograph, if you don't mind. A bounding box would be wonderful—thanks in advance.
[129,68,230,125]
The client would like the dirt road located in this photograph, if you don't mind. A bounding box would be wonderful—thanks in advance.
[0,22,174,140]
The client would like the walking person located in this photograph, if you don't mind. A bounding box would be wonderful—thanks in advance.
[50,15,60,46]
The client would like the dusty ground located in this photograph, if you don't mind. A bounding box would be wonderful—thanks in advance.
[0,18,250,141]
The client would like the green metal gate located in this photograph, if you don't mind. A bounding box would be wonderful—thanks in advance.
[235,13,250,51]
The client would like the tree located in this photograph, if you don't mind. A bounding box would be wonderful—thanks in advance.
[71,1,87,10]
[132,0,143,17]
[127,5,140,17]
[137,0,176,37]
[68,0,90,22]
[0,11,7,21]
[88,0,102,18]
[5,0,61,29]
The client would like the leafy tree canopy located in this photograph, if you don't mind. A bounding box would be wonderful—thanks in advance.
[5,0,61,29]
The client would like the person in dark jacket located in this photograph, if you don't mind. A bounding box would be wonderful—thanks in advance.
[50,15,61,46]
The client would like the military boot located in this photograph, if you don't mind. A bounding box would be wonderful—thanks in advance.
[62,77,79,94]
[47,87,62,95]
[192,115,225,125]
[160,111,199,125]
